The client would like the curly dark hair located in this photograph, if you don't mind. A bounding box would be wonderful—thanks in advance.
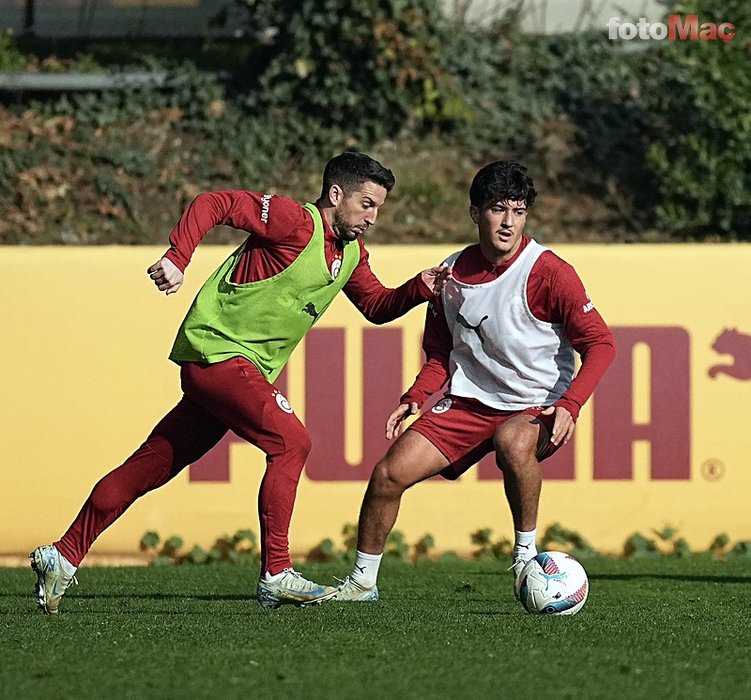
[469,161,536,209]
[321,152,395,198]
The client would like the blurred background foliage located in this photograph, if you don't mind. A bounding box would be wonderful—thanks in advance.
[0,0,748,244]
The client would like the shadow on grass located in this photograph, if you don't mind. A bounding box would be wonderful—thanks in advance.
[469,610,515,617]
[72,592,255,602]
[465,570,751,585]
[590,574,751,584]
[0,593,259,617]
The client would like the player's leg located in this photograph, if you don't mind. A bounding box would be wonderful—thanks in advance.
[359,430,450,554]
[494,413,545,532]
[492,409,554,596]
[181,357,335,608]
[336,396,497,601]
[334,430,449,601]
[31,397,227,614]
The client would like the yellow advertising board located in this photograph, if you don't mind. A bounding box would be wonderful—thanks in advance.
[1,244,749,558]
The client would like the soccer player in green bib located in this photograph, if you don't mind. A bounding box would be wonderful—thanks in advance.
[30,152,450,612]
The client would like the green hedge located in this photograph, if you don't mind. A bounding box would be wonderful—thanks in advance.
[643,0,751,237]
[1,0,748,241]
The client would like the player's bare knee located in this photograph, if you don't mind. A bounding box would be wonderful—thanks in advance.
[493,422,538,471]
[370,459,408,497]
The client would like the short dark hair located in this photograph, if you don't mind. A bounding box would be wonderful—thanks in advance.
[321,152,395,198]
[469,161,536,209]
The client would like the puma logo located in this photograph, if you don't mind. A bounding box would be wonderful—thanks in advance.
[457,312,489,345]
[302,302,319,320]
[708,328,751,380]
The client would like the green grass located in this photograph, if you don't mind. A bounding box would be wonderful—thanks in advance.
[2,557,750,699]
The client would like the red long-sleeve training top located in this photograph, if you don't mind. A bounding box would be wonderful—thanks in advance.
[162,190,432,324]
[402,237,616,420]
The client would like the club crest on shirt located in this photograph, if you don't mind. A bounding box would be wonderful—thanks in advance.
[431,397,452,414]
[275,391,294,414]
[331,258,342,280]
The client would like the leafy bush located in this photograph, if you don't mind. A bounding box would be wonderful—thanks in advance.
[2,1,749,241]
[140,529,259,565]
[385,530,409,559]
[413,534,435,561]
[1,28,104,73]
[307,523,431,562]
[229,0,466,148]
[623,526,751,559]
[442,27,558,155]
[470,528,512,560]
[643,0,751,238]
[307,523,359,563]
[729,541,751,558]
[138,523,751,565]
[540,522,597,557]
[0,29,27,71]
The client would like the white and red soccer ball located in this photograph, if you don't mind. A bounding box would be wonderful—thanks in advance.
[518,551,589,616]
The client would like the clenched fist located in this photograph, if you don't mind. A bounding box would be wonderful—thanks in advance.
[147,257,184,295]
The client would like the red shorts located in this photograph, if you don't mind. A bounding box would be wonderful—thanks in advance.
[408,395,561,479]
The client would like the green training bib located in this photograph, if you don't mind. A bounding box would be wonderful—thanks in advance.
[169,203,359,382]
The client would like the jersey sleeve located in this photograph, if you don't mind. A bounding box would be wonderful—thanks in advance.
[162,191,304,272]
[400,295,452,408]
[342,241,433,324]
[529,252,616,420]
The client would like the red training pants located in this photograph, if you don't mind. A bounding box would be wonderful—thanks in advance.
[55,356,311,575]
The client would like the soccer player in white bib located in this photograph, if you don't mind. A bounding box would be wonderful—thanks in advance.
[335,161,616,601]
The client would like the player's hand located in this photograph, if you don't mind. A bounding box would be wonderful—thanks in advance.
[147,257,184,295]
[386,402,418,440]
[541,405,575,446]
[420,265,452,295]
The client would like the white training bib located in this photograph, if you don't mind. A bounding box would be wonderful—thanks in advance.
[441,240,575,410]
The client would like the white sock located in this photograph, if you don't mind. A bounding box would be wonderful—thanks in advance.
[58,549,77,576]
[513,529,538,561]
[351,550,382,588]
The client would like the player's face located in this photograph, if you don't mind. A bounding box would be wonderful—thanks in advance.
[471,199,528,263]
[331,182,388,242]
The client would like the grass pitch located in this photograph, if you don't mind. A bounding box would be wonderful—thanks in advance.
[2,557,750,699]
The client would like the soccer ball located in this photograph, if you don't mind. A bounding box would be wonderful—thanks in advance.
[518,551,589,616]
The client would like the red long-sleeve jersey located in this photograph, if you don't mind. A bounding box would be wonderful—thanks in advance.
[162,190,432,324]
[402,237,615,420]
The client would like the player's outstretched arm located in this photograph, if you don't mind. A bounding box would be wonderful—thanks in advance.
[147,257,184,295]
[386,402,418,440]
[344,247,451,324]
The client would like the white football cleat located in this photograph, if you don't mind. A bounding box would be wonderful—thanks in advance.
[29,545,78,614]
[333,576,379,602]
[510,557,531,601]
[257,569,337,609]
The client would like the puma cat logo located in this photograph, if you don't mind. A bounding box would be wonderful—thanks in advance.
[457,312,489,345]
[708,328,751,380]
[302,302,319,320]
